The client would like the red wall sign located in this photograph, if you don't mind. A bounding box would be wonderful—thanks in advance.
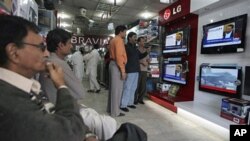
[159,0,190,25]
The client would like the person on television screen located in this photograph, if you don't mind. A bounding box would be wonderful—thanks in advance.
[223,24,234,39]
[175,32,183,46]
[175,64,182,78]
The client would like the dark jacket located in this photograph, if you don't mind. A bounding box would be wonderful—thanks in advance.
[0,80,88,141]
[125,42,148,73]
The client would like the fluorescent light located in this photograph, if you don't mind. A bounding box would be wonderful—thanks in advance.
[65,29,72,33]
[109,33,115,37]
[60,22,70,27]
[140,11,153,19]
[107,0,124,4]
[160,0,170,3]
[89,19,94,23]
[58,12,71,19]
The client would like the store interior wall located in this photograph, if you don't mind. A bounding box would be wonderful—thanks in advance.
[194,0,250,112]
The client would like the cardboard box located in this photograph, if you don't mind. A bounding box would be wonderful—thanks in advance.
[156,83,171,92]
[220,98,250,124]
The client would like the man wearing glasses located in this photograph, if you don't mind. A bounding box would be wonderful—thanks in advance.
[0,15,96,141]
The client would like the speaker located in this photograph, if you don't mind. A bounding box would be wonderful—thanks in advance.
[44,0,55,10]
[243,66,250,95]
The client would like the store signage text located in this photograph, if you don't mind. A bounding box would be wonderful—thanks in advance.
[71,36,110,46]
[163,5,182,20]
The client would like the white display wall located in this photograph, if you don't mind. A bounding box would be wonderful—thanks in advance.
[176,0,250,139]
[195,0,250,109]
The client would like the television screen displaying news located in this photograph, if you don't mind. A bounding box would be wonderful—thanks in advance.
[163,63,187,85]
[201,14,247,54]
[163,26,190,55]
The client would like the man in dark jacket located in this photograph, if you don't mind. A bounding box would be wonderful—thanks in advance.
[0,15,97,141]
[120,32,148,112]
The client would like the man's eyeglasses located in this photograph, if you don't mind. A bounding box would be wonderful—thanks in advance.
[19,42,46,52]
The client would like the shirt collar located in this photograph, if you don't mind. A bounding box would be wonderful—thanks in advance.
[0,68,41,95]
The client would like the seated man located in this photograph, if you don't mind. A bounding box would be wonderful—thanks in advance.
[39,28,116,140]
[0,15,96,141]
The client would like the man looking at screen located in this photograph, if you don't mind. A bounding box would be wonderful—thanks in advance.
[175,32,183,46]
[223,24,234,39]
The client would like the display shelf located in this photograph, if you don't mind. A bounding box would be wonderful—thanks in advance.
[148,90,192,112]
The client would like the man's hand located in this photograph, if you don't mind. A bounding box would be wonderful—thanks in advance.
[146,47,151,53]
[46,62,65,89]
[121,72,127,80]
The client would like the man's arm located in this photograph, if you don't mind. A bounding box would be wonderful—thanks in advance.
[114,39,127,80]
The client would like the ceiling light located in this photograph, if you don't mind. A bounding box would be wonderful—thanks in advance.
[107,0,124,4]
[160,0,171,3]
[65,29,72,33]
[140,12,153,19]
[60,22,70,27]
[210,19,214,23]
[58,12,70,19]
[89,19,94,23]
[109,33,115,37]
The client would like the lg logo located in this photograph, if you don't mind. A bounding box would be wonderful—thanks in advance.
[163,9,171,20]
[163,5,182,20]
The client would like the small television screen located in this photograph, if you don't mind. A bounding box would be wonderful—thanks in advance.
[201,14,247,54]
[199,64,242,98]
[162,60,188,85]
[163,26,190,56]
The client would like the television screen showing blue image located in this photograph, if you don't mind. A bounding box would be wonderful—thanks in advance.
[163,61,187,85]
[201,14,247,54]
[199,64,242,98]
[163,26,190,56]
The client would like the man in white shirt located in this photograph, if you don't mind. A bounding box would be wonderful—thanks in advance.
[71,48,85,80]
[83,44,101,93]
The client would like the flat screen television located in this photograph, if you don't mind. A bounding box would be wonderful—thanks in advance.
[162,60,188,85]
[201,14,247,54]
[199,64,242,98]
[163,26,190,56]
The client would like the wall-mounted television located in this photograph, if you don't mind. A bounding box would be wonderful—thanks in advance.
[162,59,188,85]
[163,25,190,56]
[199,64,242,98]
[201,14,247,54]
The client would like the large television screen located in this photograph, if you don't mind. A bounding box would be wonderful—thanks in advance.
[201,14,247,54]
[199,64,242,98]
[163,26,190,56]
[162,60,188,85]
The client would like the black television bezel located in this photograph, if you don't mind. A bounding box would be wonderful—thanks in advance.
[199,64,242,98]
[162,25,191,56]
[162,60,188,85]
[201,14,247,54]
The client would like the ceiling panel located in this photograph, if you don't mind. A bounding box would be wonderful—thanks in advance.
[53,0,180,35]
[117,6,141,16]
[124,0,148,10]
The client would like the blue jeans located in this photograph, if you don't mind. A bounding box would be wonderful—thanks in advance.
[120,72,139,108]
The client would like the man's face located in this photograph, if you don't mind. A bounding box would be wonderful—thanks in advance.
[176,65,182,72]
[138,38,145,47]
[16,31,48,76]
[130,35,137,44]
[121,30,127,39]
[225,26,233,33]
[176,33,182,41]
[59,39,73,56]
